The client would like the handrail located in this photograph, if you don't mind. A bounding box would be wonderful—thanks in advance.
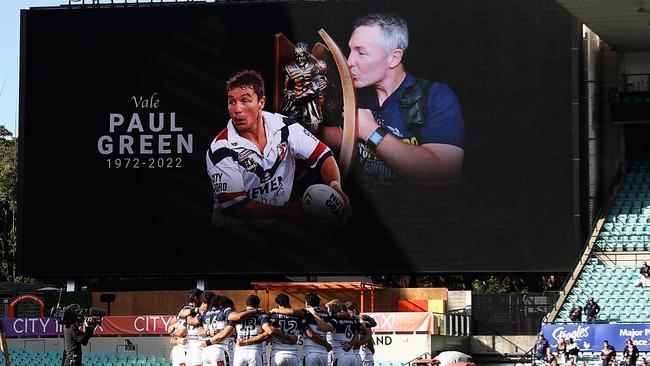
[472,317,530,354]
[545,162,625,323]
[401,352,433,366]
[512,346,535,366]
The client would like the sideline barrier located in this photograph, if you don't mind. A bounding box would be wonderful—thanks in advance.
[2,312,471,337]
[2,316,175,337]
[542,323,650,352]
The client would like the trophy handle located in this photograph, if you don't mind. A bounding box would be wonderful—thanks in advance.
[274,33,296,112]
[318,29,357,180]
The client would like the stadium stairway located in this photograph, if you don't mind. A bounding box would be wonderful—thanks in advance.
[546,155,650,324]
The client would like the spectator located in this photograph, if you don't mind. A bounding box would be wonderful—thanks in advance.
[557,338,568,363]
[567,338,580,357]
[623,339,640,366]
[569,305,583,323]
[543,347,556,366]
[635,261,650,287]
[601,340,616,366]
[534,333,550,360]
[639,357,647,366]
[567,356,577,366]
[584,298,601,323]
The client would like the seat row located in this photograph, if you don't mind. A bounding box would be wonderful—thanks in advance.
[0,350,171,366]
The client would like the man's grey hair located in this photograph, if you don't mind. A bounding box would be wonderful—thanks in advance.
[353,13,409,56]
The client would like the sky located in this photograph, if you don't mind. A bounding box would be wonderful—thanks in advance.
[1,0,66,137]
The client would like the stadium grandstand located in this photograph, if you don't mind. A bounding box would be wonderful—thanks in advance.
[540,157,650,366]
[5,0,650,365]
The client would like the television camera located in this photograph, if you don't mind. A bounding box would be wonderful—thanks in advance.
[53,303,106,326]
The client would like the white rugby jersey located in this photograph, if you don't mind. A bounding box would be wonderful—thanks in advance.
[186,315,203,348]
[234,312,270,351]
[358,319,374,362]
[268,312,303,353]
[204,306,236,350]
[206,111,331,210]
[303,307,331,354]
[329,316,359,356]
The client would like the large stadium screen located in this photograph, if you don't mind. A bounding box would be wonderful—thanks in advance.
[18,0,581,276]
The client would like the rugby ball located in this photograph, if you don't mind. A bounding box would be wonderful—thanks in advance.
[301,184,348,226]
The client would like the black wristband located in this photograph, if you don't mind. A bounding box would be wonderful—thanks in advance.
[367,126,388,149]
[189,308,197,317]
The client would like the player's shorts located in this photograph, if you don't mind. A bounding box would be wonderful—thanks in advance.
[270,350,299,366]
[233,348,265,366]
[359,346,373,365]
[227,348,235,366]
[186,345,204,366]
[304,352,328,366]
[171,345,188,366]
[331,352,359,366]
[202,345,231,366]
[354,352,362,366]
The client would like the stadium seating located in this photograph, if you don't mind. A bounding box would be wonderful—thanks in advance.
[554,263,649,322]
[554,155,650,324]
[0,350,171,366]
[532,351,650,366]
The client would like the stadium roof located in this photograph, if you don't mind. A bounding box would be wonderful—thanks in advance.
[555,0,650,52]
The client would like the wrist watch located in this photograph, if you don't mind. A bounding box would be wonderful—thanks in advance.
[367,126,388,149]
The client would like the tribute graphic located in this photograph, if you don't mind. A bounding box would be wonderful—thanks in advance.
[19,1,578,275]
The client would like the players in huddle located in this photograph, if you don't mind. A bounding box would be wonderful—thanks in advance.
[202,295,237,366]
[168,290,376,366]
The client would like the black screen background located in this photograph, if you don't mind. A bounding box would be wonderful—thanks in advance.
[18,0,580,276]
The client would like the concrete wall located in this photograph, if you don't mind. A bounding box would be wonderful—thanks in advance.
[447,291,471,313]
[622,52,650,74]
[431,335,470,354]
[471,335,536,355]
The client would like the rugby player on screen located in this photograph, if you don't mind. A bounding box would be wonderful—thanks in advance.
[206,69,349,225]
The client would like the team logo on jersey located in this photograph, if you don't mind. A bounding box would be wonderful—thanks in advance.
[238,149,261,173]
[261,170,272,183]
[277,142,288,161]
[303,128,318,142]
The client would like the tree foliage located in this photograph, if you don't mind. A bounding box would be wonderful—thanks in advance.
[0,125,17,281]
[472,275,529,294]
